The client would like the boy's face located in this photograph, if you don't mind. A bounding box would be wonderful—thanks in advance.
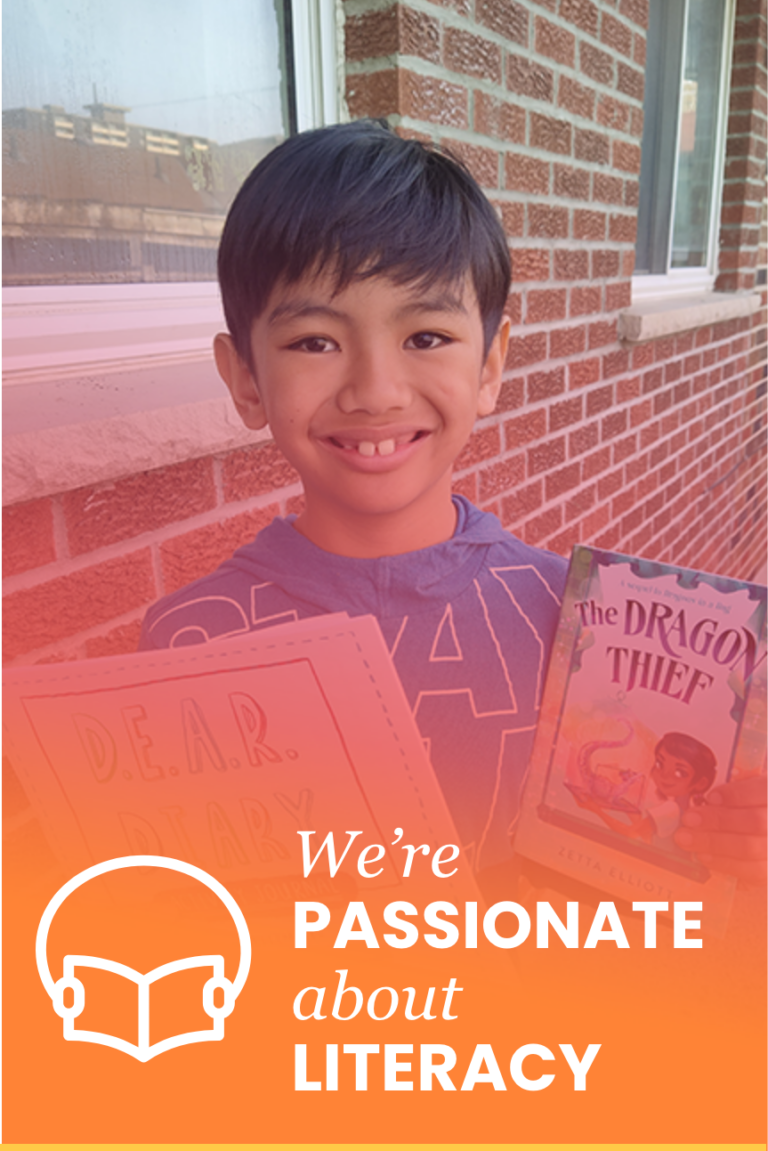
[651,746,707,799]
[215,272,509,554]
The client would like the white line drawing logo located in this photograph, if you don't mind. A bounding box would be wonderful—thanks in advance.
[36,855,251,1063]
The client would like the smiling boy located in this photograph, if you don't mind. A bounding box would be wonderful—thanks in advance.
[141,120,765,890]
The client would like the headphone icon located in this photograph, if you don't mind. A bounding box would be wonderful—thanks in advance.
[36,855,251,1062]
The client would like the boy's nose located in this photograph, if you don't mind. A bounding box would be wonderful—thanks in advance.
[336,348,412,414]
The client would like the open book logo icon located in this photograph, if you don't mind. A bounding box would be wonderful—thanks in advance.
[36,856,251,1063]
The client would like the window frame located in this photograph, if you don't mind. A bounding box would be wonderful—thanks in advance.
[631,0,736,302]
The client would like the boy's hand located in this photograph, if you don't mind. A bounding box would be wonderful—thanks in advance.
[675,774,767,885]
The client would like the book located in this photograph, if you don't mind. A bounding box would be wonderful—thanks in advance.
[514,545,767,929]
[3,612,479,904]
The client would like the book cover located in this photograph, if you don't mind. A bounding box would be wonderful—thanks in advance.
[515,544,767,928]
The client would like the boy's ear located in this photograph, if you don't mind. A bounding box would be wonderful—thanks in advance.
[213,332,269,430]
[476,315,511,418]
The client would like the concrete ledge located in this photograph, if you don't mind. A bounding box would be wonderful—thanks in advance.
[3,395,269,506]
[618,291,762,344]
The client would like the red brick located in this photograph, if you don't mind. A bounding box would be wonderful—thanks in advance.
[478,454,526,501]
[501,480,543,524]
[588,319,618,349]
[594,525,621,549]
[550,395,583,430]
[530,112,572,155]
[223,442,301,502]
[609,213,637,243]
[451,472,478,503]
[619,0,649,29]
[606,281,632,310]
[550,325,587,358]
[587,384,614,415]
[632,343,655,370]
[603,349,631,379]
[569,355,601,388]
[565,483,597,521]
[582,444,611,476]
[497,201,525,236]
[161,505,279,594]
[507,55,554,102]
[601,11,633,56]
[85,619,144,659]
[599,468,625,499]
[527,288,567,323]
[574,129,610,165]
[558,76,596,120]
[593,172,624,203]
[592,249,620,278]
[570,422,601,457]
[443,137,499,187]
[346,70,399,119]
[613,140,642,173]
[573,210,606,240]
[444,27,502,83]
[580,42,614,85]
[535,16,576,66]
[570,286,603,317]
[554,163,590,199]
[552,249,588,280]
[401,71,470,127]
[505,153,549,195]
[618,60,645,101]
[547,524,581,554]
[399,6,442,61]
[64,458,216,555]
[581,503,611,538]
[506,332,547,370]
[474,91,526,143]
[504,409,547,448]
[624,179,640,207]
[454,424,501,470]
[345,8,398,60]
[505,292,523,324]
[3,499,55,578]
[3,550,156,661]
[560,0,599,37]
[528,204,569,238]
[617,375,641,402]
[528,366,566,403]
[476,0,529,44]
[528,437,566,475]
[546,462,582,499]
[613,433,638,462]
[602,409,629,440]
[496,376,525,411]
[596,95,631,132]
[524,506,563,546]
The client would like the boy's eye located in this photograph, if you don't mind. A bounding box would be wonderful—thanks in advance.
[406,331,451,351]
[287,335,339,353]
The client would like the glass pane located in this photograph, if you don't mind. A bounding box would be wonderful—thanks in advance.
[2,0,288,285]
[669,0,727,269]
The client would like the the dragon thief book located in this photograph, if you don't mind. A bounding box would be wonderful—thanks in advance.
[515,545,767,925]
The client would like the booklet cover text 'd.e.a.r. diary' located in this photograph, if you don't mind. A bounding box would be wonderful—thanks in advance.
[515,545,767,930]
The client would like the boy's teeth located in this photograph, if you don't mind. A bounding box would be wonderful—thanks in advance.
[358,441,376,457]
[378,439,396,456]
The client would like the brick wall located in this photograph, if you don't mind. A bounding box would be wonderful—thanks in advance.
[3,0,767,667]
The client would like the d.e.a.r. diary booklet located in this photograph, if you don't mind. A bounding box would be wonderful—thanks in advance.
[515,545,767,927]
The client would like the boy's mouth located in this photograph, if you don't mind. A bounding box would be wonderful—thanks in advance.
[326,429,429,457]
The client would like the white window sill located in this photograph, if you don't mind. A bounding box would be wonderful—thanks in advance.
[618,291,762,344]
[2,283,268,505]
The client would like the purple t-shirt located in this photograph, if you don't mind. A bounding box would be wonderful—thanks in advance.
[140,496,568,873]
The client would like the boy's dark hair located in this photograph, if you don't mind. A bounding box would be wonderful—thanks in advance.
[655,732,717,789]
[218,119,511,365]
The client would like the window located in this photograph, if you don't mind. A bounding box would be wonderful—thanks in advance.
[2,0,339,504]
[633,0,735,298]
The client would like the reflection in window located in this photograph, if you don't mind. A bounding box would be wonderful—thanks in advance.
[2,0,290,285]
